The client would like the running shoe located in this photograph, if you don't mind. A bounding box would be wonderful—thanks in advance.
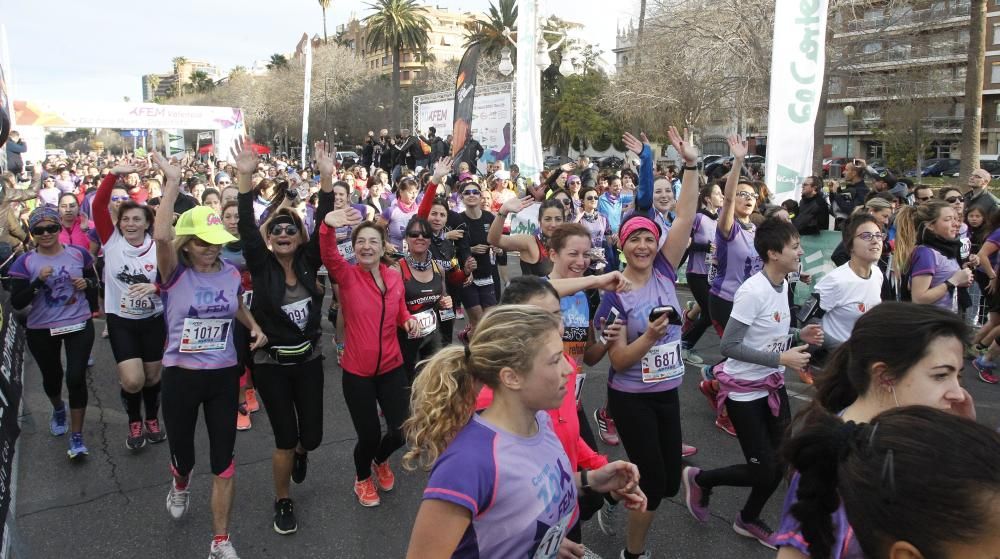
[682,348,704,365]
[681,302,697,336]
[208,539,240,559]
[166,478,191,519]
[273,498,297,535]
[236,403,251,431]
[67,432,89,459]
[698,380,719,412]
[974,356,999,384]
[681,466,711,522]
[593,407,620,446]
[87,355,94,367]
[144,419,167,444]
[681,443,698,458]
[596,500,617,536]
[617,550,650,559]
[292,452,308,484]
[798,366,815,385]
[245,388,259,413]
[125,421,146,451]
[700,363,715,382]
[353,477,381,507]
[373,460,395,492]
[101,325,109,339]
[50,403,68,437]
[715,414,737,437]
[733,513,778,550]
[457,326,470,346]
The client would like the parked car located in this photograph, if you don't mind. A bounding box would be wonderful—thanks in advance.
[949,159,1000,180]
[701,154,725,166]
[920,158,961,177]
[544,155,573,169]
[335,151,360,168]
[596,155,624,169]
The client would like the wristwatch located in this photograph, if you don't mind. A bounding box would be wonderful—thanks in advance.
[945,279,956,289]
[682,162,701,172]
[580,468,595,495]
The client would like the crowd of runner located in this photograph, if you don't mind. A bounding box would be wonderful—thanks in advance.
[2,126,999,559]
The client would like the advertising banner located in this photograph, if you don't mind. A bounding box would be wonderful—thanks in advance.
[416,90,513,174]
[301,38,312,166]
[515,0,543,182]
[450,43,482,174]
[0,288,26,558]
[764,0,829,204]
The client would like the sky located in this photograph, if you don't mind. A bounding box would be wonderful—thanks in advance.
[5,0,640,104]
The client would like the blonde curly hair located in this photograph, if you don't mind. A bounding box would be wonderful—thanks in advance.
[403,305,561,471]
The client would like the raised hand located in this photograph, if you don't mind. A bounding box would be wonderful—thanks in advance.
[727,134,748,160]
[324,207,363,228]
[501,195,534,216]
[315,140,336,177]
[432,156,453,182]
[150,152,181,183]
[622,132,644,156]
[667,126,699,164]
[235,139,260,176]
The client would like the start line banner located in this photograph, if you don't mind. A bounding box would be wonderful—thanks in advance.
[0,287,25,558]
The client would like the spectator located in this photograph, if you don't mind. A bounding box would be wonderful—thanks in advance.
[4,131,26,176]
[829,158,870,229]
[964,167,997,217]
[792,175,829,235]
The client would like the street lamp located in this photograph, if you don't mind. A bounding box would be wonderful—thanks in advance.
[498,46,514,76]
[843,105,855,159]
[499,23,581,76]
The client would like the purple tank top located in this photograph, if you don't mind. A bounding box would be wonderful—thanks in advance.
[710,221,762,301]
[775,472,862,558]
[688,212,718,276]
[909,245,959,311]
[160,261,244,369]
[9,245,94,330]
[382,203,417,248]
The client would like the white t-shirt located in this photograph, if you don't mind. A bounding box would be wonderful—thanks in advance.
[724,272,791,402]
[103,231,163,318]
[814,262,883,345]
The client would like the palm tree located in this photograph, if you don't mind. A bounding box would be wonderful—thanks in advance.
[319,0,331,44]
[363,0,431,130]
[171,57,188,97]
[464,0,517,57]
[147,74,161,100]
[190,71,216,94]
[267,53,290,71]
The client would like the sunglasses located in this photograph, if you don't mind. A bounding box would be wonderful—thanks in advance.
[462,189,481,196]
[945,196,962,204]
[111,195,130,202]
[407,231,430,239]
[269,224,299,236]
[556,198,572,206]
[190,237,217,248]
[584,195,599,201]
[218,180,232,186]
[916,196,933,202]
[856,231,886,242]
[30,224,61,236]
[736,191,759,200]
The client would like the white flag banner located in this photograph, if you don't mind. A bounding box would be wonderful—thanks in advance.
[301,39,313,166]
[515,0,542,184]
[764,0,829,204]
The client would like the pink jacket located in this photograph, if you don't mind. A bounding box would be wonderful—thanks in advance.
[319,222,411,376]
[59,215,90,249]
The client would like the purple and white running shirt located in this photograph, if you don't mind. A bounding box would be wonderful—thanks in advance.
[9,245,93,330]
[160,261,243,370]
[710,221,763,302]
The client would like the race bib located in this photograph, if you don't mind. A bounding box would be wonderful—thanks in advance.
[180,318,231,353]
[338,241,355,261]
[242,290,254,308]
[575,372,586,404]
[765,334,794,353]
[438,308,456,321]
[281,298,310,331]
[641,341,684,383]
[473,276,494,287]
[51,321,86,336]
[120,294,155,317]
[409,309,438,339]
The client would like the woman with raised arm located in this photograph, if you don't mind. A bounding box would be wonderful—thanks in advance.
[93,164,167,450]
[151,151,268,559]
[488,192,566,277]
[318,202,419,508]
[234,141,334,535]
[593,127,700,559]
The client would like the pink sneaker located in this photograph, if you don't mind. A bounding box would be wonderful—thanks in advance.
[593,407,619,446]
[681,443,698,458]
[733,513,778,550]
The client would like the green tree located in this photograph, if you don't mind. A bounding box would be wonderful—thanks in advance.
[363,0,431,130]
[543,71,616,156]
[464,0,517,57]
[319,0,331,44]
[190,71,216,94]
[267,53,290,71]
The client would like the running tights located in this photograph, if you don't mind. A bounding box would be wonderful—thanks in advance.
[162,366,239,477]
[695,389,790,521]
[26,322,94,409]
[607,387,681,511]
[682,273,714,348]
[252,358,324,451]
[342,367,410,480]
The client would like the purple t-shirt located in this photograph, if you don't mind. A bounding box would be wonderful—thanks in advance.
[687,212,718,276]
[423,411,578,558]
[710,221,762,302]
[595,252,684,393]
[775,472,862,558]
[985,227,1000,270]
[9,245,94,330]
[382,202,417,249]
[160,261,244,369]
[909,245,959,311]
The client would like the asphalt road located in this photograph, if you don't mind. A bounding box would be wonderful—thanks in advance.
[12,263,1000,559]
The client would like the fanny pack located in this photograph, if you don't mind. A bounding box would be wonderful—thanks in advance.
[267,341,314,364]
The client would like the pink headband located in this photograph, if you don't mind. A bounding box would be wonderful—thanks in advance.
[619,216,659,244]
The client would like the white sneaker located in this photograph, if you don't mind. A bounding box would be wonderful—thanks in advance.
[618,550,650,559]
[208,539,240,559]
[166,480,190,519]
[682,349,704,365]
[597,500,617,536]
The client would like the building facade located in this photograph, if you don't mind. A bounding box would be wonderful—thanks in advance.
[142,59,220,102]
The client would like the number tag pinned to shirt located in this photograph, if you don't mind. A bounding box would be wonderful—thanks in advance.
[120,294,155,317]
[408,309,438,339]
[338,241,355,261]
[180,318,231,353]
[473,276,494,287]
[50,321,86,336]
[280,298,310,331]
[438,308,456,321]
[641,341,684,383]
[765,334,794,353]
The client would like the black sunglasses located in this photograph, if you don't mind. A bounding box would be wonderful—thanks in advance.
[584,195,599,201]
[462,189,481,196]
[945,196,962,204]
[270,224,299,236]
[407,231,430,239]
[31,224,61,236]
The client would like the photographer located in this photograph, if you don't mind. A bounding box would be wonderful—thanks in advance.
[829,158,871,230]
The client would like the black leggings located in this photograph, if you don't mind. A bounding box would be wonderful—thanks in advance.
[695,389,790,521]
[161,366,240,477]
[682,273,714,348]
[252,358,324,451]
[708,294,735,337]
[398,329,441,385]
[342,367,410,480]
[607,387,681,511]
[26,321,95,409]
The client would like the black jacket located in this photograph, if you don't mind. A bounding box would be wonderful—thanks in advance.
[395,136,420,168]
[830,180,869,218]
[237,190,333,350]
[5,140,25,174]
[792,194,830,235]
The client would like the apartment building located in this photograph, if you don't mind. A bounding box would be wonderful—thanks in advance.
[142,59,220,102]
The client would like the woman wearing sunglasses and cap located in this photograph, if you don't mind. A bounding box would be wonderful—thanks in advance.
[234,141,334,535]
[9,206,98,459]
[151,152,267,559]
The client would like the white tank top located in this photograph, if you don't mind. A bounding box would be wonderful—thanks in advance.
[103,231,164,318]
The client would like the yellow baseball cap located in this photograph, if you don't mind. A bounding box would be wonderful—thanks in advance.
[174,206,236,245]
